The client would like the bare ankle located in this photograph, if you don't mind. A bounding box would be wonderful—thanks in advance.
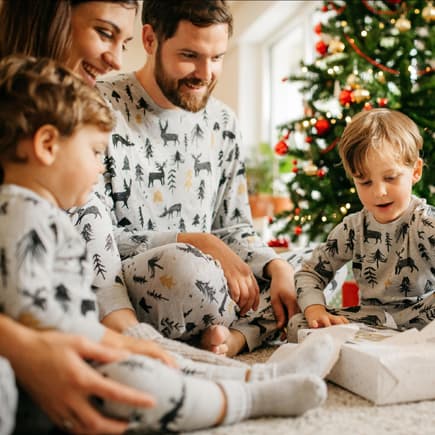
[226,329,247,357]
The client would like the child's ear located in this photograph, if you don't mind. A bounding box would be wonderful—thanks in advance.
[412,157,423,184]
[33,125,61,165]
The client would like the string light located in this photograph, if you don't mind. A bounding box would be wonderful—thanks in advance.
[321,216,327,222]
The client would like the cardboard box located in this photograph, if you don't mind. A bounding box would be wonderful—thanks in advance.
[298,323,435,405]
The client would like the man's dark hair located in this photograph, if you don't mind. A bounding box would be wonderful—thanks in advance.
[141,0,233,41]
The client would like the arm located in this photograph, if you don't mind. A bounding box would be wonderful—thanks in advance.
[296,220,352,328]
[0,315,154,435]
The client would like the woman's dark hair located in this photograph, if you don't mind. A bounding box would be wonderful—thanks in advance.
[141,0,233,42]
[0,0,139,61]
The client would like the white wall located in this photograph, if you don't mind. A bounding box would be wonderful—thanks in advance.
[121,1,318,152]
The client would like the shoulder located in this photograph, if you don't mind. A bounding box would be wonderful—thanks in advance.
[0,185,61,243]
[96,73,135,105]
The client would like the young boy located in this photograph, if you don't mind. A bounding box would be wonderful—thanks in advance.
[287,108,435,342]
[0,55,338,433]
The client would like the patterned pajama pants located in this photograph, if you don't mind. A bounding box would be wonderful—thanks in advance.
[287,292,435,342]
[0,358,17,435]
[123,243,347,351]
[0,354,231,434]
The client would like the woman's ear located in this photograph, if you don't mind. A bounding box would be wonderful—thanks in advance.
[33,125,60,165]
[142,24,158,55]
[412,157,423,185]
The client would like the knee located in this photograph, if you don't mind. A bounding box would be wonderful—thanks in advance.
[0,357,18,435]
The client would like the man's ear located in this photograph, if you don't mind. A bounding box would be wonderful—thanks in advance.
[33,124,60,166]
[142,24,158,55]
[412,157,423,185]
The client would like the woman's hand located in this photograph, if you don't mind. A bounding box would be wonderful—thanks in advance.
[8,328,155,434]
[102,328,177,368]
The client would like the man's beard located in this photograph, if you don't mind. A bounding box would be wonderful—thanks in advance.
[155,46,216,112]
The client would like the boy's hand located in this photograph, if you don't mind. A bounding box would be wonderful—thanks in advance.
[304,304,349,329]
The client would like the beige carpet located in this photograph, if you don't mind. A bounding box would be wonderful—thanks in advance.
[189,346,435,435]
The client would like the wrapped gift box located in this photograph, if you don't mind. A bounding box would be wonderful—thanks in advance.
[298,322,435,405]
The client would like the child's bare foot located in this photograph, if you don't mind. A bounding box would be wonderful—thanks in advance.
[200,325,246,357]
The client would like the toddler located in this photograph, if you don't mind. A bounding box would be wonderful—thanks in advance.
[288,109,435,342]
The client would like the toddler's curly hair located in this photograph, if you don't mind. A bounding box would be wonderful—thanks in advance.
[0,55,114,165]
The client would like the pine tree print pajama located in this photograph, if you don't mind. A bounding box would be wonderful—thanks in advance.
[0,185,279,434]
[288,196,435,342]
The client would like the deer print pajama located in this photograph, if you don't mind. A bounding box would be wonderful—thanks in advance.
[287,196,435,342]
[70,72,343,351]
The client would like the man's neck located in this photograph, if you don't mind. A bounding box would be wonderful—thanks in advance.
[135,64,176,110]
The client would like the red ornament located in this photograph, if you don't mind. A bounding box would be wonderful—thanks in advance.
[294,226,303,236]
[283,130,291,140]
[363,102,373,111]
[321,4,329,12]
[267,238,289,248]
[292,166,299,174]
[268,216,274,225]
[315,118,330,136]
[294,207,301,215]
[317,168,326,178]
[314,22,322,35]
[292,159,298,165]
[315,40,328,56]
[274,139,288,156]
[339,89,353,106]
[377,97,388,107]
[305,136,313,143]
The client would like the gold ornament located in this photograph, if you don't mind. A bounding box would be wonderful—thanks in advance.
[375,71,386,84]
[422,2,435,22]
[303,161,318,176]
[352,88,370,103]
[328,38,345,54]
[346,73,360,89]
[395,15,411,32]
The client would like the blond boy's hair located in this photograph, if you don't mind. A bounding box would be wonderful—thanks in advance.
[338,108,423,179]
[0,55,114,164]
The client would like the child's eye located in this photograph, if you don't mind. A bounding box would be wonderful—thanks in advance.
[385,176,396,182]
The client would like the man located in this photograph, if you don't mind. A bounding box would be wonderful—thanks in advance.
[75,0,303,357]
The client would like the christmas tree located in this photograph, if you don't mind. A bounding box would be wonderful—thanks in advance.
[273,0,434,243]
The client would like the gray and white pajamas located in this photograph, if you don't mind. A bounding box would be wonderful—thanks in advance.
[288,196,435,341]
[0,358,16,435]
[70,72,312,351]
[0,185,329,432]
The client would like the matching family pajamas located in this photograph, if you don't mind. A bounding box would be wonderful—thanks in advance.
[288,196,435,341]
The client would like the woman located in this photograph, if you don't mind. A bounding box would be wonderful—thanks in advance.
[0,2,159,434]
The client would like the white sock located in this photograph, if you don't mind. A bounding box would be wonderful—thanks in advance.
[157,331,338,382]
[221,373,327,424]
[260,331,341,379]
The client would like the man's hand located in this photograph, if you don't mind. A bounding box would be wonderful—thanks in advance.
[304,304,349,328]
[264,259,300,331]
[177,233,259,315]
